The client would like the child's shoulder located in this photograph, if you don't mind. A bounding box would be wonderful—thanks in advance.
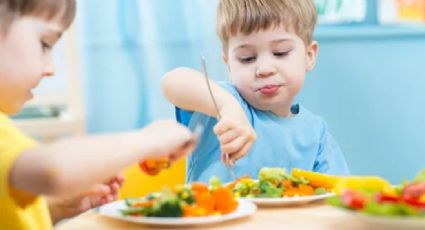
[216,81,240,97]
[293,104,329,129]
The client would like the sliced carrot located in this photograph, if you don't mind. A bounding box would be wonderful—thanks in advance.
[191,182,209,193]
[194,192,215,213]
[298,184,315,196]
[282,179,293,189]
[283,188,299,197]
[182,204,207,217]
[212,187,238,214]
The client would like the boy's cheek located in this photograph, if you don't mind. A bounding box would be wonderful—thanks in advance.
[0,103,22,115]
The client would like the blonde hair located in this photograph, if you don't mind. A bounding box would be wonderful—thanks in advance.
[217,0,317,52]
[0,0,76,35]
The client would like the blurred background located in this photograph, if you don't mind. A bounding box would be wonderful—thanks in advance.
[14,0,425,196]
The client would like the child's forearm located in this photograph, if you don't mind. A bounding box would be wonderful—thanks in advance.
[46,196,64,225]
[162,67,239,118]
[9,131,154,195]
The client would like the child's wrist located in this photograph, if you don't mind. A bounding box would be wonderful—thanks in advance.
[219,97,242,117]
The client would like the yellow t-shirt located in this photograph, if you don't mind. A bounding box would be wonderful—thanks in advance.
[0,112,52,229]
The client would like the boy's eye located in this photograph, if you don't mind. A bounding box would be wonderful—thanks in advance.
[238,56,257,64]
[41,41,52,51]
[274,51,290,57]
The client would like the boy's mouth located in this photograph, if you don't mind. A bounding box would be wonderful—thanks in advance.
[26,90,34,100]
[258,84,282,95]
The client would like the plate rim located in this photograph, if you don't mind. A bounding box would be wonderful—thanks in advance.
[98,198,257,226]
[239,192,335,205]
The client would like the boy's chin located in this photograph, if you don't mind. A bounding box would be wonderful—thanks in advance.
[252,102,293,114]
[1,103,24,115]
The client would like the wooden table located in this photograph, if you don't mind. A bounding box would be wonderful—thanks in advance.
[55,202,374,230]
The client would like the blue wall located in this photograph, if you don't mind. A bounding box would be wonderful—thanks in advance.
[300,26,425,183]
[76,0,425,183]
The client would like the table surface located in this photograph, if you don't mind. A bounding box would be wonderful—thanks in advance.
[55,202,376,230]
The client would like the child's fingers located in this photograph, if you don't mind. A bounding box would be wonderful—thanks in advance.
[113,173,125,185]
[109,182,121,195]
[221,135,246,154]
[213,121,232,136]
[218,129,239,145]
[229,141,253,163]
[169,142,196,162]
[83,184,111,196]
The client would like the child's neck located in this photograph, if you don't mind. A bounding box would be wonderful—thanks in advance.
[270,104,294,117]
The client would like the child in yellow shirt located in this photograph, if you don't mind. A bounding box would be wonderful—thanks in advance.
[0,1,196,229]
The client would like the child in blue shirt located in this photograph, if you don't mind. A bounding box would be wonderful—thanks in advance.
[162,0,350,183]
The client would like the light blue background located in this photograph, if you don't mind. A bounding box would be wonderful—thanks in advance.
[75,0,425,183]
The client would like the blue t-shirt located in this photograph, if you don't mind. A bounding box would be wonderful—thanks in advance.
[176,82,350,183]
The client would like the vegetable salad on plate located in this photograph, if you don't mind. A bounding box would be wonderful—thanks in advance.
[226,167,339,198]
[121,177,238,217]
[329,169,425,217]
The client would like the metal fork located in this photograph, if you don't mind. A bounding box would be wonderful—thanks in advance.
[200,54,237,181]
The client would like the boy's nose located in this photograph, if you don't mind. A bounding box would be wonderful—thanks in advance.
[43,59,55,77]
[256,64,275,78]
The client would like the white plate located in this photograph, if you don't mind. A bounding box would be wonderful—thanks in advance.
[240,193,335,206]
[98,199,257,226]
[339,208,425,230]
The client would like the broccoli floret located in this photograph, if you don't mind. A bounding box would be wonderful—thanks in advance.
[146,194,183,217]
[259,167,290,185]
[288,175,309,186]
[175,186,194,204]
[234,181,251,197]
[258,181,283,198]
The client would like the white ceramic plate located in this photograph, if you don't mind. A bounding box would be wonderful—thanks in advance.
[98,199,257,226]
[339,208,425,230]
[240,193,335,206]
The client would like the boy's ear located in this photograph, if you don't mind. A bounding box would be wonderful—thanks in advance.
[306,41,319,72]
[222,52,231,72]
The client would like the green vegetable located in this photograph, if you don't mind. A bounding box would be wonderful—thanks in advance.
[363,201,420,217]
[289,175,309,186]
[209,176,222,191]
[327,196,345,208]
[146,194,183,217]
[314,187,327,195]
[414,169,425,182]
[259,167,290,184]
[175,186,194,204]
[234,181,251,197]
[249,182,261,197]
[258,181,283,198]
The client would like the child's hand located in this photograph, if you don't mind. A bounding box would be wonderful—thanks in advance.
[141,120,196,161]
[138,120,196,175]
[214,104,256,164]
[47,174,125,224]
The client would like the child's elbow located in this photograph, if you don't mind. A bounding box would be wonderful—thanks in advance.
[161,67,190,99]
[41,164,76,195]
